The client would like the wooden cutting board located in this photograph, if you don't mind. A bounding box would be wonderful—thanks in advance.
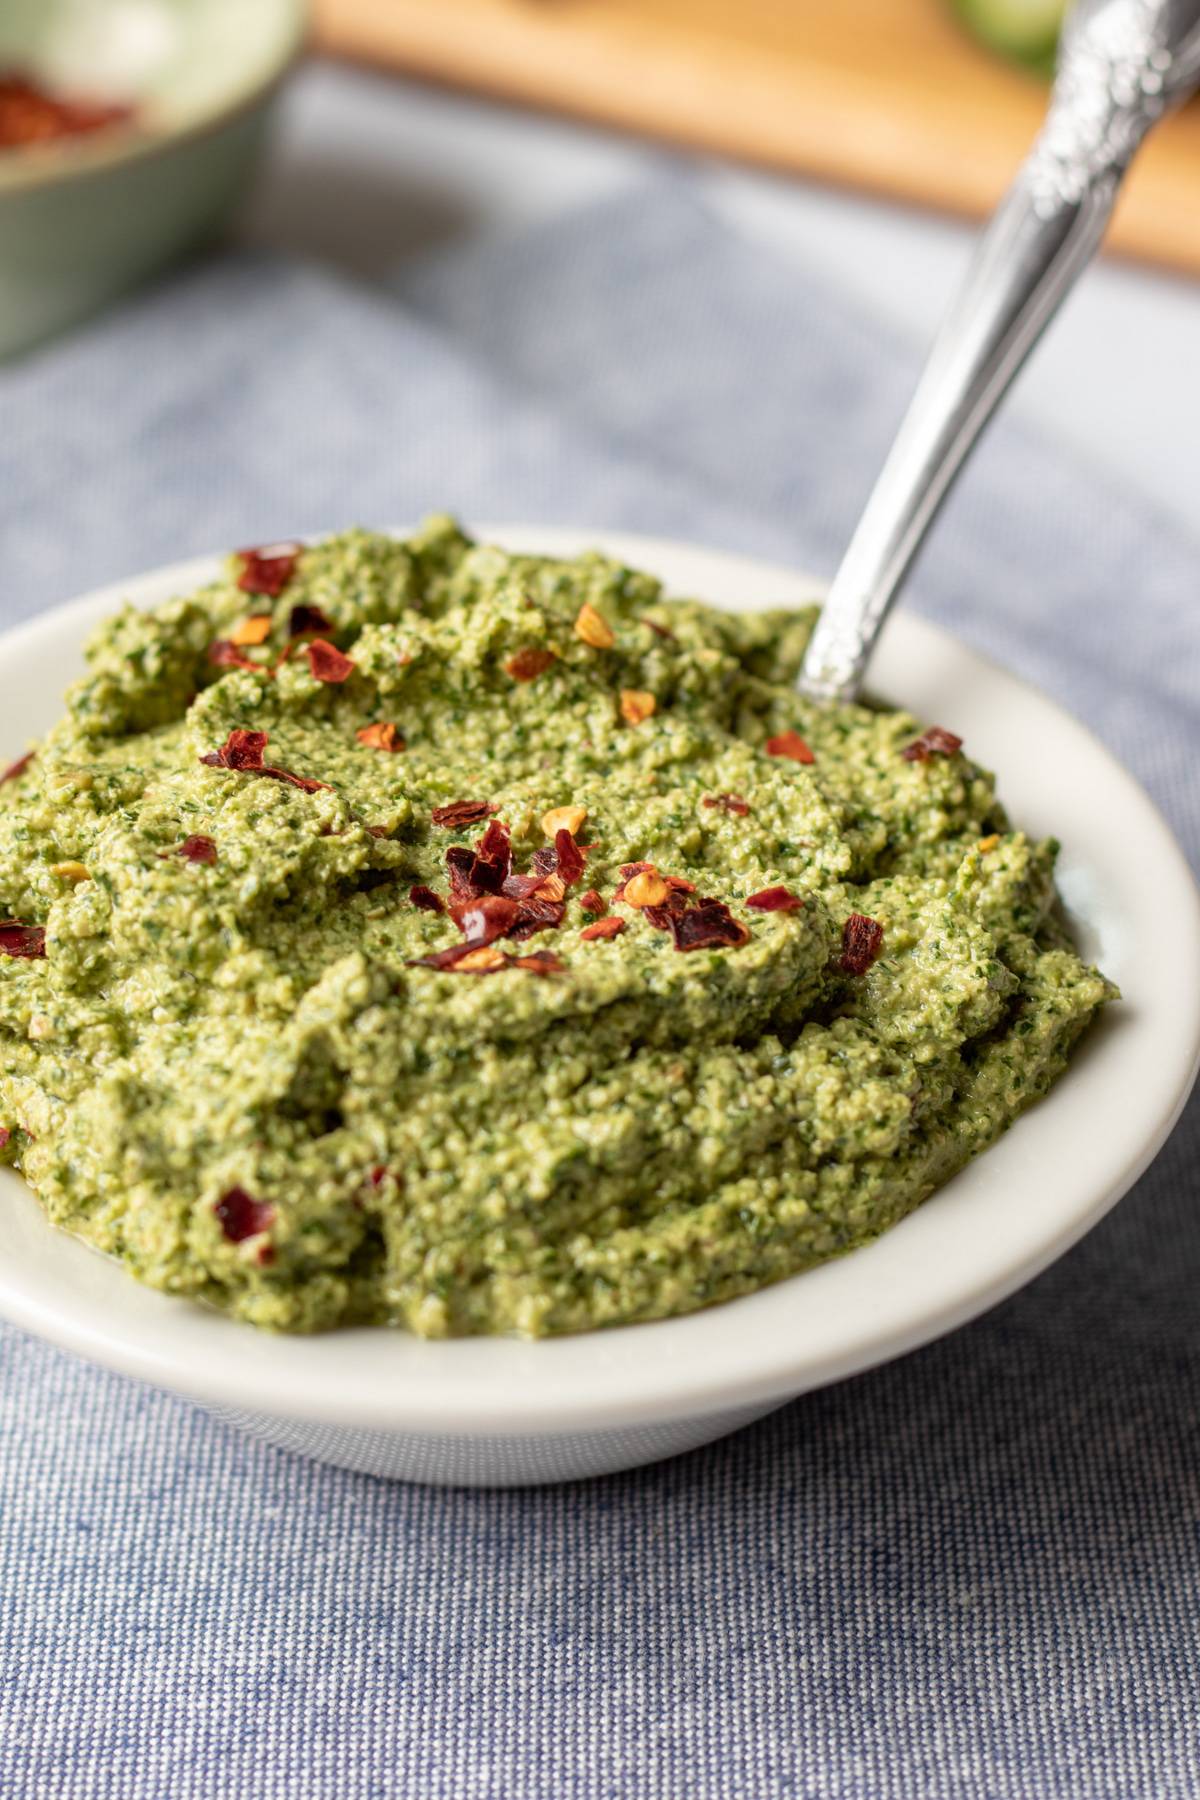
[313,0,1200,277]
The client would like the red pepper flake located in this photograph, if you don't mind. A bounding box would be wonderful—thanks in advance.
[641,616,677,641]
[200,729,329,793]
[446,818,512,902]
[504,647,557,682]
[512,950,565,975]
[902,726,963,762]
[746,885,803,912]
[840,913,884,975]
[510,897,566,940]
[307,639,356,684]
[408,941,506,974]
[0,73,135,148]
[0,751,34,788]
[765,729,815,764]
[237,544,301,598]
[431,800,498,830]
[409,885,444,915]
[703,792,750,816]
[0,921,46,959]
[176,835,218,866]
[287,603,333,639]
[207,727,267,769]
[581,917,626,942]
[214,1186,274,1243]
[580,889,607,915]
[652,897,749,953]
[356,722,405,753]
[475,819,512,879]
[450,894,522,947]
[0,1127,9,1151]
[208,639,271,676]
[553,829,587,889]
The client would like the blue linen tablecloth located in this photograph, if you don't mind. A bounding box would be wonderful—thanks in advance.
[2,143,1199,1800]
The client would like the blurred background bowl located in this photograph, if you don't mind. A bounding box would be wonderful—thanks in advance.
[0,0,306,360]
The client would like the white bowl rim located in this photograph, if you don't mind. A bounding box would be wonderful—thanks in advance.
[0,525,1197,1437]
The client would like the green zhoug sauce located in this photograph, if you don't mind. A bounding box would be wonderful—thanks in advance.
[0,520,1114,1335]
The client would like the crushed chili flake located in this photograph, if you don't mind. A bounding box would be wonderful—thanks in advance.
[580,888,607,915]
[505,647,557,682]
[288,603,333,638]
[200,728,329,793]
[409,941,485,972]
[214,1187,274,1243]
[0,921,47,959]
[765,729,815,764]
[840,913,884,975]
[410,941,510,975]
[580,917,626,942]
[654,896,749,952]
[703,792,751,816]
[0,1127,9,1151]
[451,895,522,947]
[475,819,512,873]
[0,72,135,148]
[501,870,546,901]
[237,544,300,598]
[0,751,34,787]
[902,725,963,762]
[553,829,587,888]
[409,884,445,914]
[307,639,356,684]
[746,885,803,912]
[176,835,218,865]
[446,826,512,904]
[641,616,677,641]
[510,897,566,940]
[620,689,657,726]
[431,800,498,830]
[208,639,270,676]
[356,722,405,753]
[512,950,565,975]
[230,614,273,647]
[208,728,267,769]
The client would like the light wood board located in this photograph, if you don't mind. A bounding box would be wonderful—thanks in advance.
[313,0,1200,276]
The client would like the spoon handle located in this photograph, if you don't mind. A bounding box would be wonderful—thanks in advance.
[798,0,1200,704]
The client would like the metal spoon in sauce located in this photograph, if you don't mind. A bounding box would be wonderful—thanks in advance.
[797,0,1200,705]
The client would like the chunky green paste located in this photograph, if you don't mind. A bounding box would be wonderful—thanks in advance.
[0,520,1114,1336]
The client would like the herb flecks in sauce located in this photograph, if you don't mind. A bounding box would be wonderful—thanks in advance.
[0,520,1114,1336]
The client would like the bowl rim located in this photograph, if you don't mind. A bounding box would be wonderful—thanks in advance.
[1,525,1197,1437]
[0,0,306,197]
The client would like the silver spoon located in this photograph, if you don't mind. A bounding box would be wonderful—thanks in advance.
[798,0,1200,705]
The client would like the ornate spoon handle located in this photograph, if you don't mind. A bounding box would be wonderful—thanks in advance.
[798,0,1200,704]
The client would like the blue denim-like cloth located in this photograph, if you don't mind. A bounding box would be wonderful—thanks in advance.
[1,168,1199,1800]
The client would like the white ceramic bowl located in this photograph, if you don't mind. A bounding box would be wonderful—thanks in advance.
[1,528,1197,1487]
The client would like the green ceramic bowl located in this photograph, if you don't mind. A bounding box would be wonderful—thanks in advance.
[0,0,306,359]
